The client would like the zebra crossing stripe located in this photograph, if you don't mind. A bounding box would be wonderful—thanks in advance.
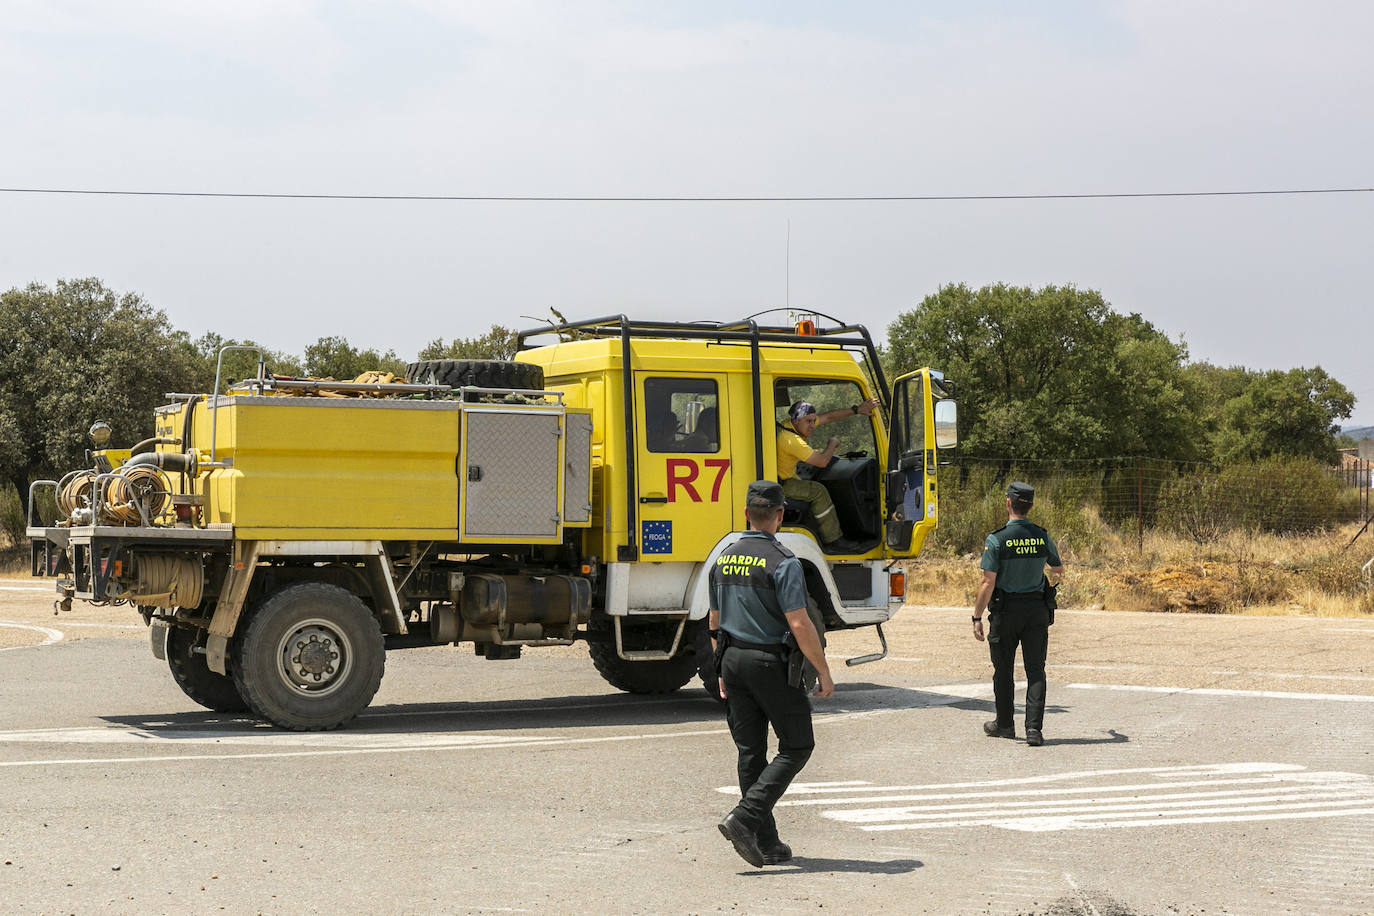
[777,764,1374,833]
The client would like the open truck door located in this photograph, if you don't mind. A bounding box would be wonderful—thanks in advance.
[885,369,957,557]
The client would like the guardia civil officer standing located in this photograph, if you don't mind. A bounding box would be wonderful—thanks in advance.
[972,482,1063,747]
[710,480,834,868]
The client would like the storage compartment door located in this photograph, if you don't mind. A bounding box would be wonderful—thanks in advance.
[461,409,563,543]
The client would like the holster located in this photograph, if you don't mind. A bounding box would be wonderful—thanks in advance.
[1043,577,1057,626]
[783,633,819,691]
[712,630,730,676]
[988,588,1005,615]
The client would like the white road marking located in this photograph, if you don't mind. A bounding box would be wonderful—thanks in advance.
[4,679,1372,769]
[718,761,1305,796]
[0,618,139,652]
[1066,682,1374,703]
[53,621,142,630]
[0,685,971,768]
[0,621,63,651]
[1051,664,1374,683]
[777,774,1337,809]
[0,586,52,592]
[788,763,1374,833]
[1243,672,1374,682]
[0,725,733,768]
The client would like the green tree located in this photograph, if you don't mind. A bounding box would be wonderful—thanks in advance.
[302,335,406,380]
[0,279,202,519]
[1182,362,1254,449]
[1211,367,1354,464]
[190,332,304,391]
[886,283,1198,460]
[418,325,518,361]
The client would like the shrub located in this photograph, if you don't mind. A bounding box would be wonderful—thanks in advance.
[1303,553,1364,593]
[0,484,21,547]
[1157,457,1352,537]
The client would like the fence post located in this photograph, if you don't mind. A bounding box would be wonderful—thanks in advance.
[1137,456,1144,553]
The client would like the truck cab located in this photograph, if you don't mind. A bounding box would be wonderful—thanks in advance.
[516,314,957,669]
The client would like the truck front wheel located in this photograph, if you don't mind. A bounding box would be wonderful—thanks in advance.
[232,583,385,731]
[167,626,249,714]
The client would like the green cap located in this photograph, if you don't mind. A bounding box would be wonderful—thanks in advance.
[747,479,785,508]
[1007,481,1035,502]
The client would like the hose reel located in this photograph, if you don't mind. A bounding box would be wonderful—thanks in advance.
[102,465,172,526]
[56,470,99,521]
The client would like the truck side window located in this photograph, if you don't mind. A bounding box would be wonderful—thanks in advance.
[643,378,719,453]
[773,378,878,458]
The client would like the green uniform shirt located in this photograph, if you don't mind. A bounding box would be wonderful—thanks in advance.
[709,530,807,645]
[980,518,1061,593]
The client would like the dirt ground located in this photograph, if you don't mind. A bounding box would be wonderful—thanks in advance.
[5,576,1371,696]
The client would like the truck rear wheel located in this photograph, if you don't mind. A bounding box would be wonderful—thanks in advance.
[587,620,703,695]
[232,583,385,731]
[167,626,249,714]
[405,359,543,392]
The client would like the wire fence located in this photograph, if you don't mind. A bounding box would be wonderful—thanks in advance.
[933,455,1372,555]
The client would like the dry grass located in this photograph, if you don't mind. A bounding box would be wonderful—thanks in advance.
[906,521,1374,618]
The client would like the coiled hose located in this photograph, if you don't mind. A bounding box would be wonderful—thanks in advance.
[56,469,99,520]
[103,464,172,526]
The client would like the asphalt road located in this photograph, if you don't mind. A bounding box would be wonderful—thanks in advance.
[3,579,1374,915]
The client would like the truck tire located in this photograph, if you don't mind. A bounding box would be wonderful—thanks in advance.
[587,631,698,695]
[167,626,249,714]
[232,582,385,731]
[405,359,543,392]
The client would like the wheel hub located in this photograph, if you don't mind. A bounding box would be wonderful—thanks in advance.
[277,621,352,695]
[294,634,336,678]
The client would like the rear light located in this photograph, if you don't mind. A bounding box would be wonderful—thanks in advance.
[889,571,906,598]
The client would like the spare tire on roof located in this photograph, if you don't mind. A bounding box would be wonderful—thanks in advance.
[404,359,544,392]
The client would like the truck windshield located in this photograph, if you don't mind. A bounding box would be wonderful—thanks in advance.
[774,378,878,457]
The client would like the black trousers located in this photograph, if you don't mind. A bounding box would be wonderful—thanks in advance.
[722,646,815,845]
[987,598,1050,731]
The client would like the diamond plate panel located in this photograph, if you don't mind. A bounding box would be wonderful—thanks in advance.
[563,412,592,524]
[463,411,561,539]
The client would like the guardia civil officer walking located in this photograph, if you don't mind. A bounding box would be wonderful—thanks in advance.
[709,480,834,868]
[973,481,1063,747]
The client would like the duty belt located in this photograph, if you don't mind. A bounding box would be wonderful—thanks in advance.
[725,636,788,655]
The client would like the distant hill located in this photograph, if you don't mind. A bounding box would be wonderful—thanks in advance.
[1344,425,1374,442]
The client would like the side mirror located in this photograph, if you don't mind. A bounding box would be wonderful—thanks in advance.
[934,400,958,449]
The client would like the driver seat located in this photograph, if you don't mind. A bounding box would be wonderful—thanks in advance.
[782,498,822,542]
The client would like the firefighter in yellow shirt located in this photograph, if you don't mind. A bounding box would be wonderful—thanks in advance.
[776,398,879,553]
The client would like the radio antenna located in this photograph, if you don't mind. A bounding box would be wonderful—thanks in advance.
[785,218,791,310]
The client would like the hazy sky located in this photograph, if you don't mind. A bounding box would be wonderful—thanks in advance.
[2,1,1370,423]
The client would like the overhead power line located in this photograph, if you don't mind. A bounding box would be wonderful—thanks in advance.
[0,186,1370,203]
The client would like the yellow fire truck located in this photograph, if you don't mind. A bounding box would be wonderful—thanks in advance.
[27,314,957,730]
